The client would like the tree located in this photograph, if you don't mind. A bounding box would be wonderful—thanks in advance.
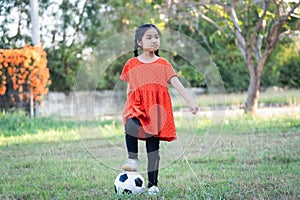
[0,0,32,48]
[1,0,298,99]
[30,0,40,117]
[163,0,300,113]
[227,0,300,113]
[1,0,165,91]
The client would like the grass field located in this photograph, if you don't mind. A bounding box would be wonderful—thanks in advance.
[0,106,299,200]
[171,88,300,112]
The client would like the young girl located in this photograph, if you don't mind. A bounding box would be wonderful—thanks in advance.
[120,24,199,195]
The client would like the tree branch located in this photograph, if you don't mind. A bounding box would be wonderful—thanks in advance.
[255,34,263,61]
[185,2,224,31]
[265,1,300,57]
[252,1,269,61]
[199,11,224,31]
[230,0,247,60]
[252,1,268,46]
[284,1,300,20]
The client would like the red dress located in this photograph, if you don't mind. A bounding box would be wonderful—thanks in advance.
[120,57,178,142]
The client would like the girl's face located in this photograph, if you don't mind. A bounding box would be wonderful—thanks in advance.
[138,28,160,53]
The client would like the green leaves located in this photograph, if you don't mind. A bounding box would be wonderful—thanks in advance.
[1,0,299,93]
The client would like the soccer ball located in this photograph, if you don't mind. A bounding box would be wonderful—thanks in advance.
[114,172,146,195]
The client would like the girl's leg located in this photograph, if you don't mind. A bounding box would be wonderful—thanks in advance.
[146,136,160,187]
[125,118,141,159]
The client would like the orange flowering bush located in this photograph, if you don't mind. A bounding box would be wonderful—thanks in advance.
[0,45,50,106]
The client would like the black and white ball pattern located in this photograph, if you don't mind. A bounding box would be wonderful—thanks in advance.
[114,172,145,195]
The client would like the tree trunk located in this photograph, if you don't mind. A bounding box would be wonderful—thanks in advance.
[244,54,266,113]
[30,0,40,117]
[245,70,260,113]
[244,45,263,114]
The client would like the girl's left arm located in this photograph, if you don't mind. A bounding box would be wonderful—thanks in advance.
[170,77,199,114]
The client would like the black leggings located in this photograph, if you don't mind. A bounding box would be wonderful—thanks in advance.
[125,118,160,188]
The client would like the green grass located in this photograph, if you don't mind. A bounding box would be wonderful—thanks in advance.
[185,89,300,108]
[0,110,299,199]
[171,89,300,112]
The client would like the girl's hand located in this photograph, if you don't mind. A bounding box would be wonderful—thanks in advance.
[188,101,199,115]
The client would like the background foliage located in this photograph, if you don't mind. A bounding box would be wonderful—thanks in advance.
[0,0,299,93]
[0,45,50,110]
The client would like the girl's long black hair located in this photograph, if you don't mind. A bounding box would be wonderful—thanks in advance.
[134,24,160,57]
